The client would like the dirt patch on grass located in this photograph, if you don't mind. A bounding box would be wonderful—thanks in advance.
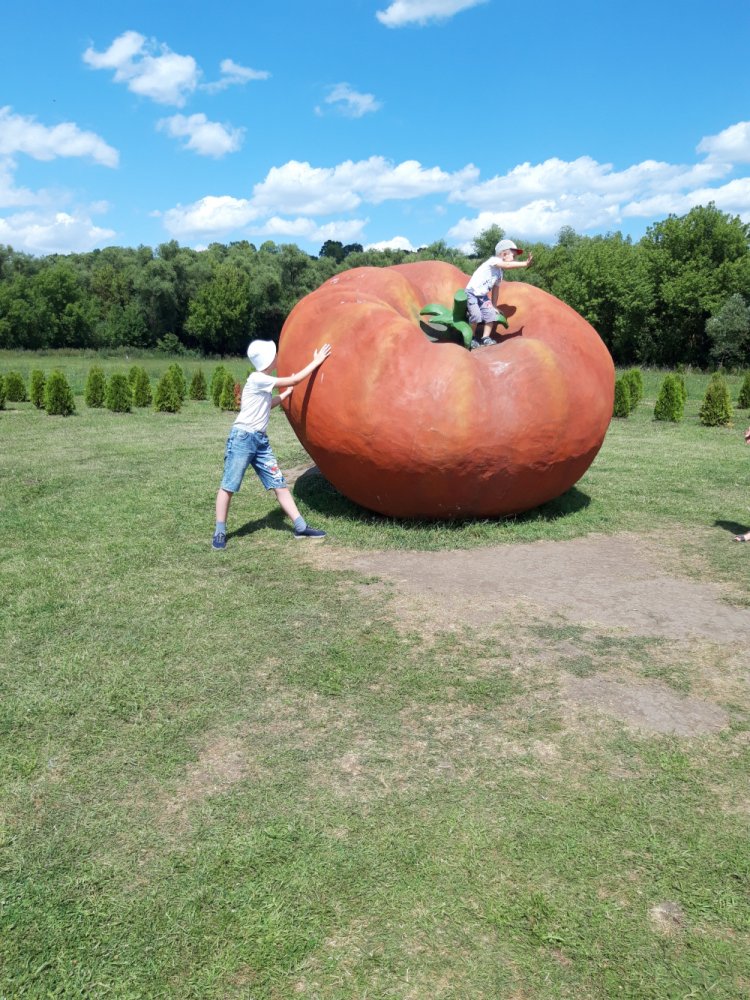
[562,675,730,735]
[159,735,258,828]
[649,901,686,935]
[300,531,750,741]
[307,533,750,643]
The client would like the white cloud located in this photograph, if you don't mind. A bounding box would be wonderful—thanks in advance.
[0,149,115,252]
[254,217,368,243]
[366,235,417,251]
[159,119,750,250]
[162,195,259,237]
[157,114,244,157]
[697,121,750,164]
[376,0,487,27]
[250,157,478,215]
[160,154,475,245]
[0,158,48,209]
[203,58,270,93]
[83,29,145,69]
[623,177,750,222]
[445,139,750,243]
[323,84,382,118]
[451,156,728,210]
[83,31,199,106]
[0,209,115,255]
[0,107,118,167]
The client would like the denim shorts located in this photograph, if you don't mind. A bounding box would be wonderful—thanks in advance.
[466,291,497,324]
[220,427,287,493]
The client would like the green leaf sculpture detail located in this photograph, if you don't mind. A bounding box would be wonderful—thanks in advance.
[419,289,508,349]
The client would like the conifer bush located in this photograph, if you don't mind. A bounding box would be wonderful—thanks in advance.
[613,377,631,418]
[4,371,27,401]
[44,370,76,416]
[219,371,240,411]
[167,363,187,403]
[622,368,643,412]
[210,366,228,406]
[737,372,750,409]
[0,375,5,410]
[128,364,140,388]
[699,372,732,427]
[84,366,107,408]
[654,374,684,422]
[153,370,181,413]
[131,367,153,407]
[674,373,687,405]
[105,373,133,413]
[189,368,208,400]
[30,370,46,409]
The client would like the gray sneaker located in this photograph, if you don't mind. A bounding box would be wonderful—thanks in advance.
[294,525,326,539]
[480,337,496,347]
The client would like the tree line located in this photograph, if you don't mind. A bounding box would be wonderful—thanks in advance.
[1,203,748,368]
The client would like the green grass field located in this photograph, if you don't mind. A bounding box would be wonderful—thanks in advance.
[1,356,749,998]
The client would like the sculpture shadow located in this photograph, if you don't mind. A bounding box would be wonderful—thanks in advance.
[293,465,591,530]
[419,320,525,348]
[419,320,464,346]
[297,366,324,429]
[714,518,749,537]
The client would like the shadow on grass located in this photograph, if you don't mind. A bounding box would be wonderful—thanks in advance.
[230,506,289,540]
[293,465,590,531]
[715,518,750,537]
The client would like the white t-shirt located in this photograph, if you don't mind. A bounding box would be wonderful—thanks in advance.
[234,371,276,432]
[466,256,504,296]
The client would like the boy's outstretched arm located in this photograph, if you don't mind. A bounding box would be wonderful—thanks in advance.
[274,344,331,388]
[502,252,534,271]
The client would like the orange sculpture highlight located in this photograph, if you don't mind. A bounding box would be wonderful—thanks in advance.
[278,260,614,519]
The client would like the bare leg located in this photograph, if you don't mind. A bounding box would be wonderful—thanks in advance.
[216,488,233,523]
[274,486,301,523]
[734,531,750,542]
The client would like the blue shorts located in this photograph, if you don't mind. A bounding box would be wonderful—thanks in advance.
[220,427,287,493]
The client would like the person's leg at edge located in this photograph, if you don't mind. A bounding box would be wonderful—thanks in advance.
[213,488,233,548]
[274,487,326,538]
[274,486,301,523]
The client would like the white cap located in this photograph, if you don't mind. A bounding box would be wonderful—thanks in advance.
[247,340,277,371]
[495,239,523,255]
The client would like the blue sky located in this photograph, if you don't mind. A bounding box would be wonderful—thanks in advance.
[1,0,749,257]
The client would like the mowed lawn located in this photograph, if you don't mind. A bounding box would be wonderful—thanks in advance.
[1,357,749,999]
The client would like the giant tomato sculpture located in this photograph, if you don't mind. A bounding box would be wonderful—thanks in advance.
[278,261,614,520]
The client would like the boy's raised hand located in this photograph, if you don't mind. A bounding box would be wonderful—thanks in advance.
[314,343,332,364]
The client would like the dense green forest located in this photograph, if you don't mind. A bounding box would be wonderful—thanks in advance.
[1,204,749,367]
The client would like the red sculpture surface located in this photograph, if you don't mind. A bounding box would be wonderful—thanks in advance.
[278,260,614,519]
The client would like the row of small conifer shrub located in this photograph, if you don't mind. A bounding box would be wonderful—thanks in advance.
[0,364,247,416]
[613,369,750,426]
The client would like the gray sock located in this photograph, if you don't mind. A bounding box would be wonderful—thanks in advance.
[215,521,226,534]
[293,516,306,532]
